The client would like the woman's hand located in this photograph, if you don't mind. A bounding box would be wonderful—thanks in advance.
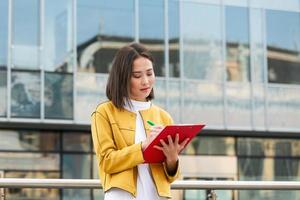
[141,126,164,151]
[153,134,189,175]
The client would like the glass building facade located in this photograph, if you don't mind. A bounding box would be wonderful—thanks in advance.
[0,0,300,199]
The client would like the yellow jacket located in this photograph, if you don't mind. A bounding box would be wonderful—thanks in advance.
[91,101,179,198]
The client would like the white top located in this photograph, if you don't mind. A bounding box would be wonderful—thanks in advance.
[104,100,167,200]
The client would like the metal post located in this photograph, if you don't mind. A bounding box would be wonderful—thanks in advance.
[207,189,217,200]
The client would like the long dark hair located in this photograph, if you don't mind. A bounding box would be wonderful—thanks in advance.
[106,42,155,109]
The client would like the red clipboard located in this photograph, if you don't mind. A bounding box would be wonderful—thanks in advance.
[143,124,205,163]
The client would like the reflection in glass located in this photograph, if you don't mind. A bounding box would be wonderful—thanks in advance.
[266,10,300,84]
[168,0,180,77]
[5,171,60,200]
[11,71,40,118]
[76,73,107,122]
[77,0,134,73]
[267,86,300,129]
[0,0,8,68]
[182,3,222,81]
[45,72,73,119]
[44,0,73,72]
[226,83,251,127]
[0,130,59,151]
[0,152,59,170]
[63,154,91,200]
[183,81,224,126]
[63,132,91,152]
[226,6,250,82]
[0,70,6,116]
[183,136,235,156]
[238,138,300,157]
[63,154,91,178]
[139,0,165,77]
[12,0,39,69]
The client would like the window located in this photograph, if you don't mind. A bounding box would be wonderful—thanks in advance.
[0,0,8,69]
[44,0,73,72]
[12,0,40,69]
[266,10,300,84]
[139,0,165,77]
[181,2,222,81]
[225,6,250,82]
[77,0,134,73]
[11,71,40,118]
[45,72,73,119]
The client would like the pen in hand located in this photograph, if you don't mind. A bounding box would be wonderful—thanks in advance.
[142,120,161,151]
[147,120,155,126]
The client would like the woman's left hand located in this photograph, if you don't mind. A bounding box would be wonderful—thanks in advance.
[153,134,189,174]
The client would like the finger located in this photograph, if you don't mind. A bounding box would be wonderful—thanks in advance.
[167,135,173,145]
[160,139,168,147]
[174,133,179,144]
[153,145,163,151]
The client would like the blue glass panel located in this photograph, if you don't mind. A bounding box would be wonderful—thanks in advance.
[266,10,300,84]
[44,0,73,72]
[182,2,222,81]
[139,0,165,77]
[45,72,73,119]
[0,0,8,68]
[12,0,39,69]
[77,0,134,73]
[226,6,250,82]
[11,71,40,118]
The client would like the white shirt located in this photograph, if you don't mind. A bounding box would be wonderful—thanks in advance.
[104,100,167,200]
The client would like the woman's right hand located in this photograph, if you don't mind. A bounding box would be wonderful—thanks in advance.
[142,126,164,151]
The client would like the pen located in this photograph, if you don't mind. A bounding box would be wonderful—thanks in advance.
[147,120,155,126]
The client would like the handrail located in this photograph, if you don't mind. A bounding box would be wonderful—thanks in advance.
[0,179,300,190]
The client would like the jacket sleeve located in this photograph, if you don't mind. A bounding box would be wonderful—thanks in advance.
[91,111,145,174]
[163,160,180,183]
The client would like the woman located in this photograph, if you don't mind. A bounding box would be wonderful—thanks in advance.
[91,42,189,200]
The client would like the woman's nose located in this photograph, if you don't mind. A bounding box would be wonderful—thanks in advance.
[141,75,149,85]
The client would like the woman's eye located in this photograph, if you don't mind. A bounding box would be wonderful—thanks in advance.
[147,73,153,76]
[132,75,141,78]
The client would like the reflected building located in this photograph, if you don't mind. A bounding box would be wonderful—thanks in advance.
[0,0,300,200]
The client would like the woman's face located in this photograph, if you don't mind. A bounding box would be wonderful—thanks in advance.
[129,56,155,101]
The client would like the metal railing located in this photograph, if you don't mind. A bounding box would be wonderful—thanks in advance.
[1,179,300,200]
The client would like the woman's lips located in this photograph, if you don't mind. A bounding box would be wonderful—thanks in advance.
[140,87,150,92]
